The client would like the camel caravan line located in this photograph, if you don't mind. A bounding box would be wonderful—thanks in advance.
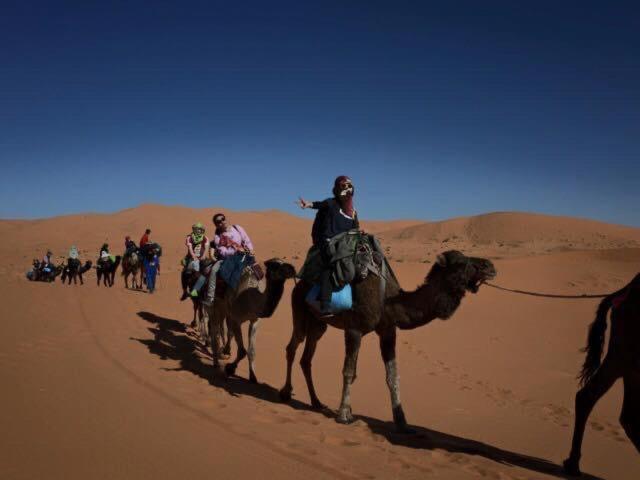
[23,234,640,477]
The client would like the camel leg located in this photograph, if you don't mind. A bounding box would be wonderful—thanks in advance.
[198,304,208,344]
[208,307,223,369]
[336,328,362,424]
[223,316,233,357]
[300,320,328,409]
[379,328,412,433]
[247,318,261,384]
[279,315,307,402]
[620,372,640,451]
[564,356,621,476]
[224,320,246,377]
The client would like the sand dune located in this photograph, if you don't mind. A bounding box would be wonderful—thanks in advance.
[1,204,638,479]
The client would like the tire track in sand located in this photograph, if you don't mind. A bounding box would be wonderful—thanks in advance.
[74,292,361,480]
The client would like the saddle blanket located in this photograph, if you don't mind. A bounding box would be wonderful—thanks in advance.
[305,283,352,313]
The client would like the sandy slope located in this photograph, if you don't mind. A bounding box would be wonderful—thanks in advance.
[0,205,638,479]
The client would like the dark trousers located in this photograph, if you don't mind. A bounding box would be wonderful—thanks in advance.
[145,258,158,291]
[318,243,332,305]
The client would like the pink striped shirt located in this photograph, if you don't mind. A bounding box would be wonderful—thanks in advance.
[214,225,254,258]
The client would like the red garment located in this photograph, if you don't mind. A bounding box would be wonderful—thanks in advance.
[333,175,355,218]
[140,233,149,248]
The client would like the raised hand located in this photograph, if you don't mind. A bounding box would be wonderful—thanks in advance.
[297,197,312,209]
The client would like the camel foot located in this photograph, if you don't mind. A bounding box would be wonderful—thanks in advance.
[562,458,581,477]
[310,399,327,411]
[336,406,353,424]
[212,363,224,376]
[279,386,292,403]
[395,423,416,435]
[224,363,237,377]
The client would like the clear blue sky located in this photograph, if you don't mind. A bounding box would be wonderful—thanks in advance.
[1,1,638,225]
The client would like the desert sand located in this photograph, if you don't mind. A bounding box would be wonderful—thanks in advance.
[1,205,638,479]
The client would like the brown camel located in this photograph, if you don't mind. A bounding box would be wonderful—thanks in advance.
[121,252,142,289]
[209,258,297,383]
[563,273,640,476]
[279,249,496,431]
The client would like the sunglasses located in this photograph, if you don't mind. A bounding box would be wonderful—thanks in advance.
[214,217,226,225]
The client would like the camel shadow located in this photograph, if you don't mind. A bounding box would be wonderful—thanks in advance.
[133,310,334,415]
[354,415,603,480]
[133,311,602,480]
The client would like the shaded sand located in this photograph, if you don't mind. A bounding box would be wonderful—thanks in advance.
[1,205,638,479]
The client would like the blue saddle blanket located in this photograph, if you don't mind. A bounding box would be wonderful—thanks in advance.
[305,284,352,312]
[219,253,256,290]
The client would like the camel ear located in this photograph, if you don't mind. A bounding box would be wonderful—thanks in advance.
[436,254,447,267]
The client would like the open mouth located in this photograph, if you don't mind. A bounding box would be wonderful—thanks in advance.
[468,271,496,293]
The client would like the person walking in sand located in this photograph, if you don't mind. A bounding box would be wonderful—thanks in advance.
[142,243,161,294]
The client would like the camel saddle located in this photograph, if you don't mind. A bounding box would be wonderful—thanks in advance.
[298,230,385,289]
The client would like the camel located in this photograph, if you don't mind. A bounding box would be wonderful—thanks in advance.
[563,273,640,476]
[208,258,297,383]
[122,252,142,289]
[27,260,63,282]
[96,256,121,287]
[279,249,496,431]
[61,259,92,285]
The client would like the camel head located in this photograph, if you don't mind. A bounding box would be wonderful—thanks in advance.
[427,250,496,296]
[264,258,297,282]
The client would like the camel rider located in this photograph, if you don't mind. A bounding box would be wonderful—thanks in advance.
[180,222,210,301]
[125,236,136,251]
[99,243,113,266]
[140,229,151,249]
[298,175,359,317]
[69,246,79,260]
[124,236,137,256]
[41,249,54,272]
[201,213,255,307]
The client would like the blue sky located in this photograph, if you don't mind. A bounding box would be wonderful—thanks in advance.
[1,1,638,225]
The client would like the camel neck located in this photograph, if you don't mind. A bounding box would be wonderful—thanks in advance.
[388,282,464,330]
[259,276,286,318]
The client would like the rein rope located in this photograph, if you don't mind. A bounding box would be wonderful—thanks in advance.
[484,282,609,299]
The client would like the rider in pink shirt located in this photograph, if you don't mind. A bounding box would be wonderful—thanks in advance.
[214,223,254,258]
[202,213,254,306]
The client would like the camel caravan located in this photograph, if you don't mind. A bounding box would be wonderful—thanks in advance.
[24,175,639,475]
[27,230,162,293]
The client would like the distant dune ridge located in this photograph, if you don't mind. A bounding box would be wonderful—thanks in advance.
[1,204,639,480]
[1,205,639,271]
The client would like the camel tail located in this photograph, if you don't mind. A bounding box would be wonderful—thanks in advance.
[578,294,613,386]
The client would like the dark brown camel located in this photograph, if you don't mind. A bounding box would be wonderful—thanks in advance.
[215,258,297,383]
[61,259,92,285]
[563,273,640,476]
[279,249,496,431]
[96,256,121,287]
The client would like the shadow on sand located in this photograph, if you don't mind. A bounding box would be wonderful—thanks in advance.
[133,310,602,480]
